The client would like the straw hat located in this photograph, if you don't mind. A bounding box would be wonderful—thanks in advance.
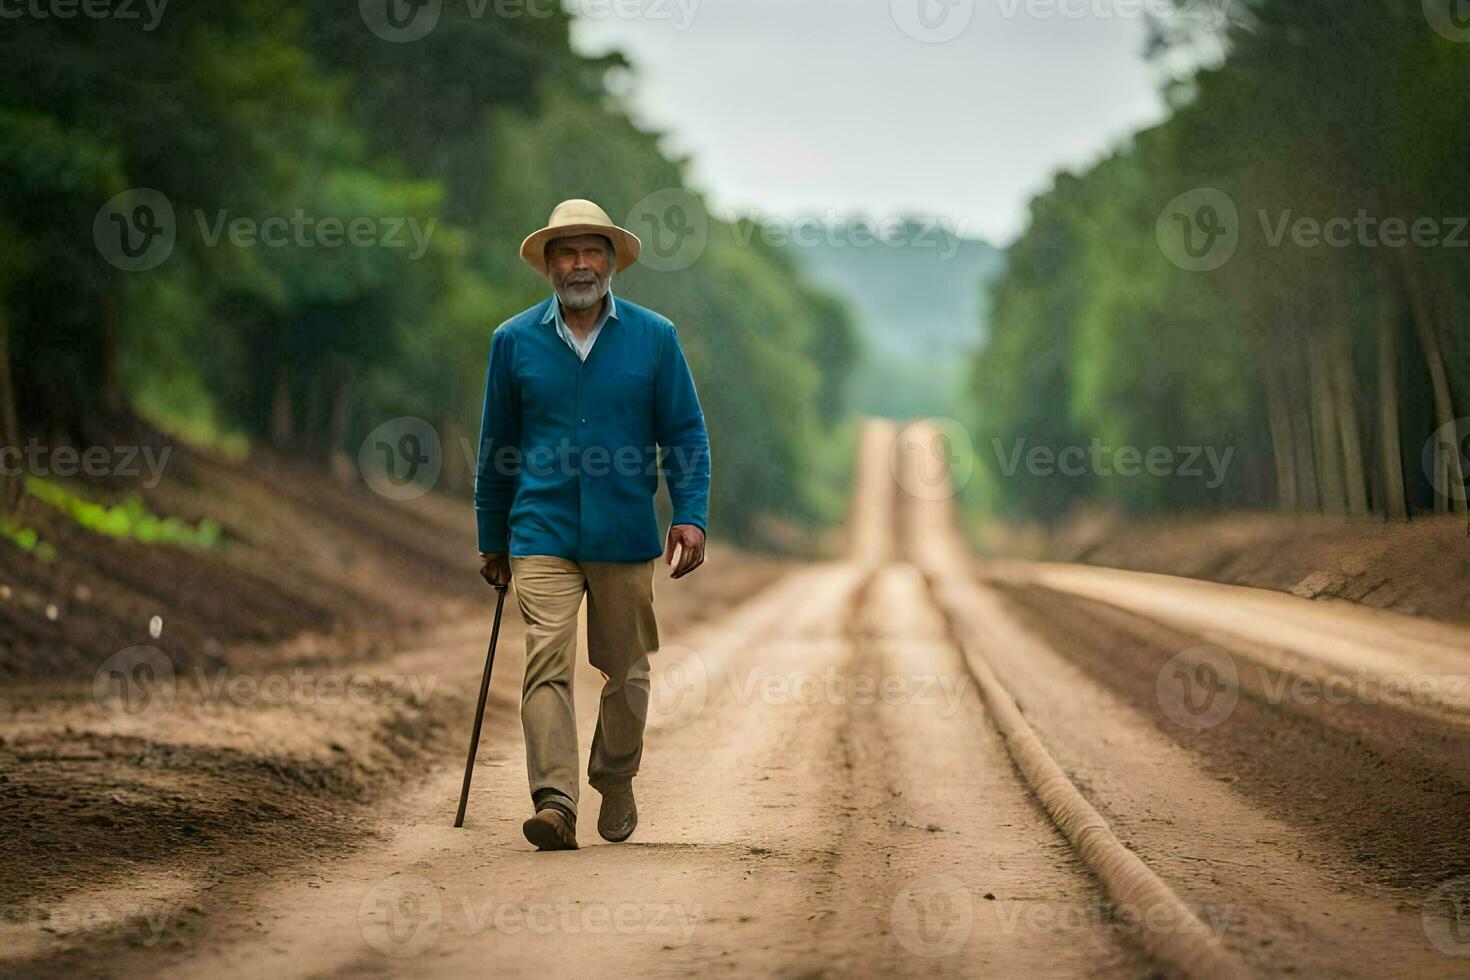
[519,199,642,275]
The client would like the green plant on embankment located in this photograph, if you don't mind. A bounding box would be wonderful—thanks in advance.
[0,516,56,561]
[22,478,222,550]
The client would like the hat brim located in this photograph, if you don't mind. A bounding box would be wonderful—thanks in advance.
[520,223,641,275]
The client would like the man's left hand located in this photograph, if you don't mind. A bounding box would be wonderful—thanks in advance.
[664,524,706,579]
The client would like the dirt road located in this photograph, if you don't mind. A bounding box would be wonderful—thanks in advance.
[7,419,1470,977]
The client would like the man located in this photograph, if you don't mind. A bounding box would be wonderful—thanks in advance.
[475,198,711,852]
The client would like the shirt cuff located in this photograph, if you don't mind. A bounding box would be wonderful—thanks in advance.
[477,510,510,554]
[671,513,707,536]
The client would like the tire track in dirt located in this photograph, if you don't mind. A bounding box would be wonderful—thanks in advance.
[995,584,1470,891]
[894,418,1467,977]
[43,416,1157,978]
[932,577,1462,977]
[99,564,868,979]
[826,562,1151,977]
[2,551,785,975]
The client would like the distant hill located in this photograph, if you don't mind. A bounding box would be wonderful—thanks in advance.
[789,218,1005,420]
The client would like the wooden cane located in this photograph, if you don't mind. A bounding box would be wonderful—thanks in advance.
[454,583,509,828]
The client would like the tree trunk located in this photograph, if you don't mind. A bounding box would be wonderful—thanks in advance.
[1327,305,1367,515]
[303,374,324,455]
[0,304,21,512]
[1309,333,1346,515]
[100,292,126,417]
[1429,254,1469,413]
[327,370,355,485]
[1399,249,1468,515]
[1288,330,1320,512]
[270,365,294,449]
[1374,271,1408,520]
[1261,355,1298,510]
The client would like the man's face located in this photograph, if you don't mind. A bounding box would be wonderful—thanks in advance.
[546,234,613,311]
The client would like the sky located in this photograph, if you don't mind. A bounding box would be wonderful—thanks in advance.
[571,0,1192,245]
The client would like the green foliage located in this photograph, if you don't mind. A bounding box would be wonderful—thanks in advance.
[26,479,222,549]
[973,0,1470,522]
[0,518,57,563]
[4,5,858,545]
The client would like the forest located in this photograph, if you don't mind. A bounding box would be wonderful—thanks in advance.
[0,0,859,544]
[974,0,1470,524]
[8,0,1469,547]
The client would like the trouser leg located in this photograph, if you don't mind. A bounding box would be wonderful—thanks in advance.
[508,555,586,816]
[582,559,659,792]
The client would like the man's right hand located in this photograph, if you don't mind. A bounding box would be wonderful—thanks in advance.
[479,552,511,588]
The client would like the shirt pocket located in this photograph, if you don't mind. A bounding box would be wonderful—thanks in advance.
[519,362,572,415]
[614,367,655,392]
[605,369,656,431]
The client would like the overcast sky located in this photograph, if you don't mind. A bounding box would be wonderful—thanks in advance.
[571,0,1185,244]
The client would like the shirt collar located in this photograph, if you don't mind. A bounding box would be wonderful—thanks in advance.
[541,289,618,328]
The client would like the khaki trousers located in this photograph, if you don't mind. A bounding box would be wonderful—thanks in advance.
[509,555,659,817]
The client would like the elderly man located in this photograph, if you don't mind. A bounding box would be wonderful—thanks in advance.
[475,199,711,851]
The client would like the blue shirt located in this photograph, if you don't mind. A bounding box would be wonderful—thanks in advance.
[548,290,615,361]
[474,292,711,562]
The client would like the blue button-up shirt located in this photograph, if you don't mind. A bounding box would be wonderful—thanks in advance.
[474,293,711,561]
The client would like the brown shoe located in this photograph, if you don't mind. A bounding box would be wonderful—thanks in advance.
[522,808,578,851]
[598,786,637,843]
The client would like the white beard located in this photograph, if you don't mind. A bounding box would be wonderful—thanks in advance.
[554,273,611,311]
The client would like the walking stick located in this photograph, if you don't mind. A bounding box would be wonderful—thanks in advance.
[454,582,509,828]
